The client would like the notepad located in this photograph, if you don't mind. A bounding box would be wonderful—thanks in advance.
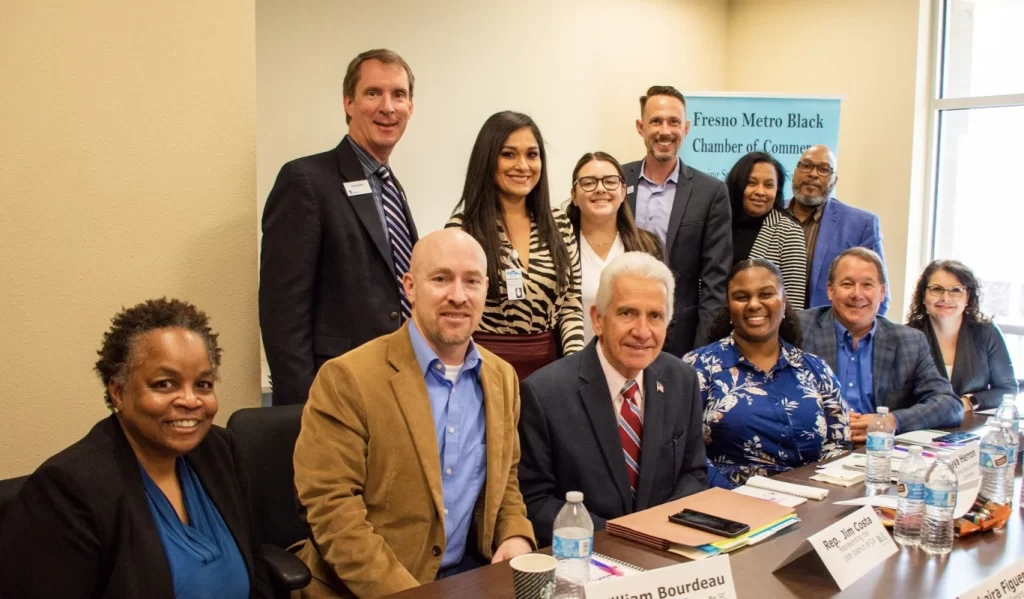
[589,553,645,582]
[732,485,807,507]
[742,475,829,500]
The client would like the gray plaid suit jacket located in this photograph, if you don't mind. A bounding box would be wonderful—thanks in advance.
[798,307,964,432]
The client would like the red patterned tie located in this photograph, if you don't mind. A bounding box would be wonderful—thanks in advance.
[617,380,643,494]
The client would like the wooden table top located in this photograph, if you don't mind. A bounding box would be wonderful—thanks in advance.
[391,413,1022,598]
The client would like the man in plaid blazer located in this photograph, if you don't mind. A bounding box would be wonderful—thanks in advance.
[799,248,963,441]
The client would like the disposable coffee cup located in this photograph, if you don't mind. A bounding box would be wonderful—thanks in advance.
[510,553,557,599]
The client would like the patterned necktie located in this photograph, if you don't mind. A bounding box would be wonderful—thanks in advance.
[617,379,643,495]
[376,165,412,321]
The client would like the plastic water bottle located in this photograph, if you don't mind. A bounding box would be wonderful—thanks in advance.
[980,420,1010,504]
[920,455,958,555]
[893,445,928,546]
[1000,421,1018,504]
[552,491,593,598]
[995,393,1019,491]
[865,407,896,491]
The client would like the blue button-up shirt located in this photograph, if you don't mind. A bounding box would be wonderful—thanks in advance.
[833,319,876,416]
[408,320,487,567]
[633,157,680,247]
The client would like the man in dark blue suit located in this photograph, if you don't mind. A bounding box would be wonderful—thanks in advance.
[799,248,962,442]
[787,145,889,314]
[517,252,707,546]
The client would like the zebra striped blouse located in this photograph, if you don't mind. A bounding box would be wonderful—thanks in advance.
[446,208,585,355]
[748,209,808,310]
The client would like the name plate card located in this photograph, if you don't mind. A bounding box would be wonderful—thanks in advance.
[958,558,1024,599]
[947,443,981,517]
[585,554,736,599]
[773,505,897,590]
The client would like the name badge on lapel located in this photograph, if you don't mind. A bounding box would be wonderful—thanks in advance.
[626,185,635,194]
[343,180,372,197]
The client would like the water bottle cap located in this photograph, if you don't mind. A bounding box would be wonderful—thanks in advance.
[907,445,922,454]
[566,491,584,503]
[877,407,889,414]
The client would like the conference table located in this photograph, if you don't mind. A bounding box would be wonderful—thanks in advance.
[392,413,1022,598]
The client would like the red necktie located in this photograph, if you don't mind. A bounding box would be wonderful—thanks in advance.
[617,380,643,494]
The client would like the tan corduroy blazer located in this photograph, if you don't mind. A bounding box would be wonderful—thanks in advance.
[292,323,536,598]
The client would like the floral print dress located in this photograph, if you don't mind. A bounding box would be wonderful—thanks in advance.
[684,335,852,488]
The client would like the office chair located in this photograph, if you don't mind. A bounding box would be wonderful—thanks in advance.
[226,404,311,596]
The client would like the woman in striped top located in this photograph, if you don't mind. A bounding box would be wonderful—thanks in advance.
[725,151,807,309]
[447,111,583,379]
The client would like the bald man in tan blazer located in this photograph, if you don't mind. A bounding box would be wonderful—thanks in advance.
[292,230,536,598]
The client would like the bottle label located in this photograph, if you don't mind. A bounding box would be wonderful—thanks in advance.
[552,535,593,559]
[980,445,1008,468]
[897,481,925,500]
[866,433,893,452]
[925,487,956,508]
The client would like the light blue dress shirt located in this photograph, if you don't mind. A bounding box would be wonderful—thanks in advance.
[408,320,487,568]
[633,157,681,247]
[833,319,877,417]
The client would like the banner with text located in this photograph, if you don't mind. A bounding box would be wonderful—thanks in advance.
[680,93,841,183]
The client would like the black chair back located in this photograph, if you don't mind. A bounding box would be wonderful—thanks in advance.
[226,405,307,549]
[0,476,28,533]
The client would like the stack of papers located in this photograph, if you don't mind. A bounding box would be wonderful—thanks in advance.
[731,475,829,506]
[668,514,801,560]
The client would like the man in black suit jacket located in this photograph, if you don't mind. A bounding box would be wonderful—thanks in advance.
[518,252,707,546]
[624,86,732,356]
[259,49,419,405]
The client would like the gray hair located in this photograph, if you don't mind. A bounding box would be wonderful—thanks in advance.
[828,247,887,286]
[595,252,675,322]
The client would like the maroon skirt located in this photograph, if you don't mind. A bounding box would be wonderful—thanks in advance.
[472,330,558,381]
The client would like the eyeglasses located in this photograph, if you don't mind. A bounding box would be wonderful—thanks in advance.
[926,285,967,299]
[796,161,835,177]
[574,175,623,192]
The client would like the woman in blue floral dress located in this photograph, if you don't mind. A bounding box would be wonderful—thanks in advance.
[684,259,851,488]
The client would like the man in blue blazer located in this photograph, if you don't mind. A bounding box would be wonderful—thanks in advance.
[786,145,889,314]
[799,248,962,441]
[517,252,707,546]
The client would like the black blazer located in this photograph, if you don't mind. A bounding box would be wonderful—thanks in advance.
[917,319,1018,410]
[0,417,272,599]
[624,160,732,356]
[259,136,419,405]
[518,341,708,547]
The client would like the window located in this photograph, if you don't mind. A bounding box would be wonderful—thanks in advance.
[929,0,1024,380]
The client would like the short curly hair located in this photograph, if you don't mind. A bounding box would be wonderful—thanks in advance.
[95,298,222,407]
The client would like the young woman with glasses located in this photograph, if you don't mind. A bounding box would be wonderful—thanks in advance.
[907,260,1017,411]
[566,152,664,344]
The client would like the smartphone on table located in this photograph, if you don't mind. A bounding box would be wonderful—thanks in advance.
[668,508,750,538]
[931,431,980,446]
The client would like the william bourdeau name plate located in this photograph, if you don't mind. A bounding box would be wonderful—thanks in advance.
[585,554,737,599]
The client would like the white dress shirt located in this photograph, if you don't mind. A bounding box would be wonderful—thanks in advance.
[596,340,645,418]
[580,233,625,345]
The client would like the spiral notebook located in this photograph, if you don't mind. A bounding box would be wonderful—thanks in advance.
[589,553,645,582]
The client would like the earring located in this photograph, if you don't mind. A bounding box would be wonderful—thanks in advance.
[111,405,120,414]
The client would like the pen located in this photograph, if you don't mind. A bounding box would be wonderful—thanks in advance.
[591,558,623,577]
[894,445,937,458]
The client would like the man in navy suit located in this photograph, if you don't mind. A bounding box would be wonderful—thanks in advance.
[259,49,419,405]
[787,145,889,314]
[517,252,707,546]
[799,248,962,442]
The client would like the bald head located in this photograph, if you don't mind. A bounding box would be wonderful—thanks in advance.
[409,228,487,276]
[792,144,838,208]
[403,229,488,364]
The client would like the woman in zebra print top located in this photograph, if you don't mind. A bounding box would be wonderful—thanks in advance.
[447,111,583,379]
[725,151,807,309]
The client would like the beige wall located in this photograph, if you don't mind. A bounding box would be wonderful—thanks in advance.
[0,1,259,477]
[726,0,932,317]
[255,0,730,386]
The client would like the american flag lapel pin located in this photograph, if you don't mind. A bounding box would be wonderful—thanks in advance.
[656,382,664,393]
